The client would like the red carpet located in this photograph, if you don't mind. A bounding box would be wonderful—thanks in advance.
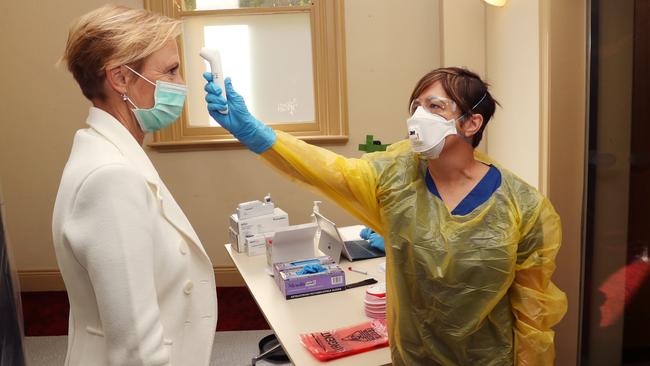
[21,287,270,337]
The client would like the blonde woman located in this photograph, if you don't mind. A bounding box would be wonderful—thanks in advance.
[53,5,216,365]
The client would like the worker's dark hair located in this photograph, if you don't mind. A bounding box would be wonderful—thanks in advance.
[408,67,500,148]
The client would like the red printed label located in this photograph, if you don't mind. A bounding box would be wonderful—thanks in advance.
[300,319,389,361]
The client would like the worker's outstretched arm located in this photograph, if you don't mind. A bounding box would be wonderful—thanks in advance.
[204,74,382,231]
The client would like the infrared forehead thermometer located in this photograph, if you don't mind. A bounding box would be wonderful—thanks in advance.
[199,47,228,114]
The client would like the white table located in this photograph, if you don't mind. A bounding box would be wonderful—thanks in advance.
[225,244,392,366]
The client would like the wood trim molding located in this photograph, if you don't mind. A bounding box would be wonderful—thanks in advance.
[212,266,245,287]
[146,0,349,149]
[18,266,244,292]
[18,269,65,292]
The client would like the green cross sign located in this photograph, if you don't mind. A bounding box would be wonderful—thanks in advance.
[358,135,389,153]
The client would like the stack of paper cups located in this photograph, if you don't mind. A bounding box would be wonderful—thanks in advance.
[364,283,386,319]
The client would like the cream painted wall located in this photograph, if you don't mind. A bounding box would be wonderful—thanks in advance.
[440,0,488,153]
[485,0,541,188]
[440,0,542,185]
[0,0,142,272]
[441,0,486,79]
[0,1,441,275]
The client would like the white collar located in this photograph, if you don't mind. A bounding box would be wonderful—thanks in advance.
[85,107,160,186]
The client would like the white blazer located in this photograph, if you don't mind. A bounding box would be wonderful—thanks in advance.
[52,107,217,366]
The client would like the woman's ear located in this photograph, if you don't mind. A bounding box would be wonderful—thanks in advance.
[105,65,129,96]
[460,113,484,138]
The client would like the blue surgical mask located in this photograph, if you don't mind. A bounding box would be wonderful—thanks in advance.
[122,65,187,132]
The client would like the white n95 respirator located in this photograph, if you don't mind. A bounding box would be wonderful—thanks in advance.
[407,106,459,159]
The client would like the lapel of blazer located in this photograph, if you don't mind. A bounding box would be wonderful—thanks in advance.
[86,108,208,258]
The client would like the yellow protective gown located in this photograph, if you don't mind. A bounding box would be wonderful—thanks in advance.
[262,131,567,366]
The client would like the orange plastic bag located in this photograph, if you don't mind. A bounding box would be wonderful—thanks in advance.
[300,319,389,361]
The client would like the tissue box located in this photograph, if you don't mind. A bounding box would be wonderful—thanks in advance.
[273,257,345,300]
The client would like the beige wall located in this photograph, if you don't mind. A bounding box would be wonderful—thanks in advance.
[485,0,541,188]
[440,0,544,188]
[440,0,488,153]
[0,0,141,274]
[0,0,441,285]
[441,0,486,76]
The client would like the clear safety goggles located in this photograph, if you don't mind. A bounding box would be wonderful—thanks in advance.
[409,96,459,120]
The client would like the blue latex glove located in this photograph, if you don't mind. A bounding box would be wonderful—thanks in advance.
[296,264,327,275]
[368,232,385,252]
[359,227,385,252]
[359,227,374,240]
[203,73,276,153]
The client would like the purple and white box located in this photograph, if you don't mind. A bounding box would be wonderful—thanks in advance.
[273,257,346,300]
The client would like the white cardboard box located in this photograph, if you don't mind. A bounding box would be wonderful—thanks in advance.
[236,201,275,220]
[229,208,289,253]
[228,227,242,253]
[265,223,317,265]
[246,233,270,256]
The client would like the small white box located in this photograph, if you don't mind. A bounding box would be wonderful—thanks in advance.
[229,227,243,253]
[246,233,270,256]
[267,223,317,265]
[229,208,289,236]
[236,200,275,220]
[228,208,289,252]
[270,208,289,228]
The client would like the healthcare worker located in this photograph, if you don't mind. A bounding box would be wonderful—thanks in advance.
[204,67,567,365]
[52,5,216,366]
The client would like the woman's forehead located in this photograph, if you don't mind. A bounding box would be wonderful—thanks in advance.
[419,81,449,100]
[142,40,179,70]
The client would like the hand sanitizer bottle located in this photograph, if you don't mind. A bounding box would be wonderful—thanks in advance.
[311,201,322,247]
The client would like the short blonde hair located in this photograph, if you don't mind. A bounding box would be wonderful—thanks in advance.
[61,4,182,101]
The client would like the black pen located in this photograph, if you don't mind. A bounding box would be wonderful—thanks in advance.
[344,278,378,290]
